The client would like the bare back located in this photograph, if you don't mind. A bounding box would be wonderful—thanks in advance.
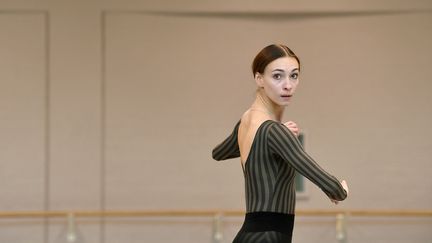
[238,110,273,165]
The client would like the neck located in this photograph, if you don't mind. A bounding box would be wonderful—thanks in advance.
[251,89,285,122]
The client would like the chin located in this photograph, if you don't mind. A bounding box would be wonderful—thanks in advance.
[278,101,291,106]
[269,96,291,107]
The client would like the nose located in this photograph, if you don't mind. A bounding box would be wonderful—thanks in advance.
[283,79,293,91]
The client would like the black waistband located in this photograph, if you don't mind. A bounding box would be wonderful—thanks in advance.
[240,212,295,235]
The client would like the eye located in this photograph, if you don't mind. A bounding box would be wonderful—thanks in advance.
[290,73,299,80]
[273,73,283,80]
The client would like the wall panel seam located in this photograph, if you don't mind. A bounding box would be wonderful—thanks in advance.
[0,10,50,243]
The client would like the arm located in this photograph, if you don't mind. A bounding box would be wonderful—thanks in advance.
[212,121,241,161]
[268,123,347,201]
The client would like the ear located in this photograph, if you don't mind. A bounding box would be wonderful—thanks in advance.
[254,72,264,88]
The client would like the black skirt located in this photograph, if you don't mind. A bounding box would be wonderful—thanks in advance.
[233,212,295,243]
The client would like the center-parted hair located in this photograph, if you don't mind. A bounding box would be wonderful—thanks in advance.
[252,44,300,76]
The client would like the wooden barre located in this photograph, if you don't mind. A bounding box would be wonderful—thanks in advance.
[0,209,432,218]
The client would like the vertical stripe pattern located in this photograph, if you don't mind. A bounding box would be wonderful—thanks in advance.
[212,122,241,161]
[233,231,292,243]
[212,120,347,215]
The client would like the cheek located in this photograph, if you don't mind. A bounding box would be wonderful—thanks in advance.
[291,80,299,91]
[264,83,281,99]
[264,81,279,93]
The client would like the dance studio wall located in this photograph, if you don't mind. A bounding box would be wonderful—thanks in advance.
[1,0,431,242]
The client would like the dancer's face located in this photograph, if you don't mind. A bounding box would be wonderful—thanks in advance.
[255,57,300,106]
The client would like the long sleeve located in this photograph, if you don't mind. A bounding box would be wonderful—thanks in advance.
[268,123,347,201]
[212,121,241,161]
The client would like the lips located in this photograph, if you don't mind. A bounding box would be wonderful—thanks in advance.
[281,94,292,98]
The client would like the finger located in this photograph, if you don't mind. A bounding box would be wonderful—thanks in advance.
[341,180,349,194]
[289,128,299,134]
[287,124,298,130]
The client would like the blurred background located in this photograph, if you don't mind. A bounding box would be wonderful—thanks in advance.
[0,0,431,242]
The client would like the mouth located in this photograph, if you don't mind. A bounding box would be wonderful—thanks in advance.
[281,94,292,98]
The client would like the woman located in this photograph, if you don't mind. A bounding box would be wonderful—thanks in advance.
[212,44,349,243]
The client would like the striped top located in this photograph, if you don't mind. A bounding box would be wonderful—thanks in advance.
[212,120,347,214]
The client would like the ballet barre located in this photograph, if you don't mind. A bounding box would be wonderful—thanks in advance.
[0,209,431,218]
[1,209,431,243]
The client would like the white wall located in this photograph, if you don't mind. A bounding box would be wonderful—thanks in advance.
[0,1,431,242]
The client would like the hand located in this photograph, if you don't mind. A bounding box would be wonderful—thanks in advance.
[284,121,300,137]
[330,180,349,205]
[341,180,349,195]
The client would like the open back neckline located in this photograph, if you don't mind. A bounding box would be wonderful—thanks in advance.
[239,120,275,171]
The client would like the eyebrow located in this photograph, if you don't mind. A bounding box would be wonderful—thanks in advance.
[272,68,299,73]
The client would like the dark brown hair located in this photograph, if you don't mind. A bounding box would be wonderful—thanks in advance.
[252,44,300,76]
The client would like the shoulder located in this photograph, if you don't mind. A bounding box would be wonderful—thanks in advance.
[263,120,284,131]
[265,120,296,138]
[255,120,286,138]
[233,119,241,130]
